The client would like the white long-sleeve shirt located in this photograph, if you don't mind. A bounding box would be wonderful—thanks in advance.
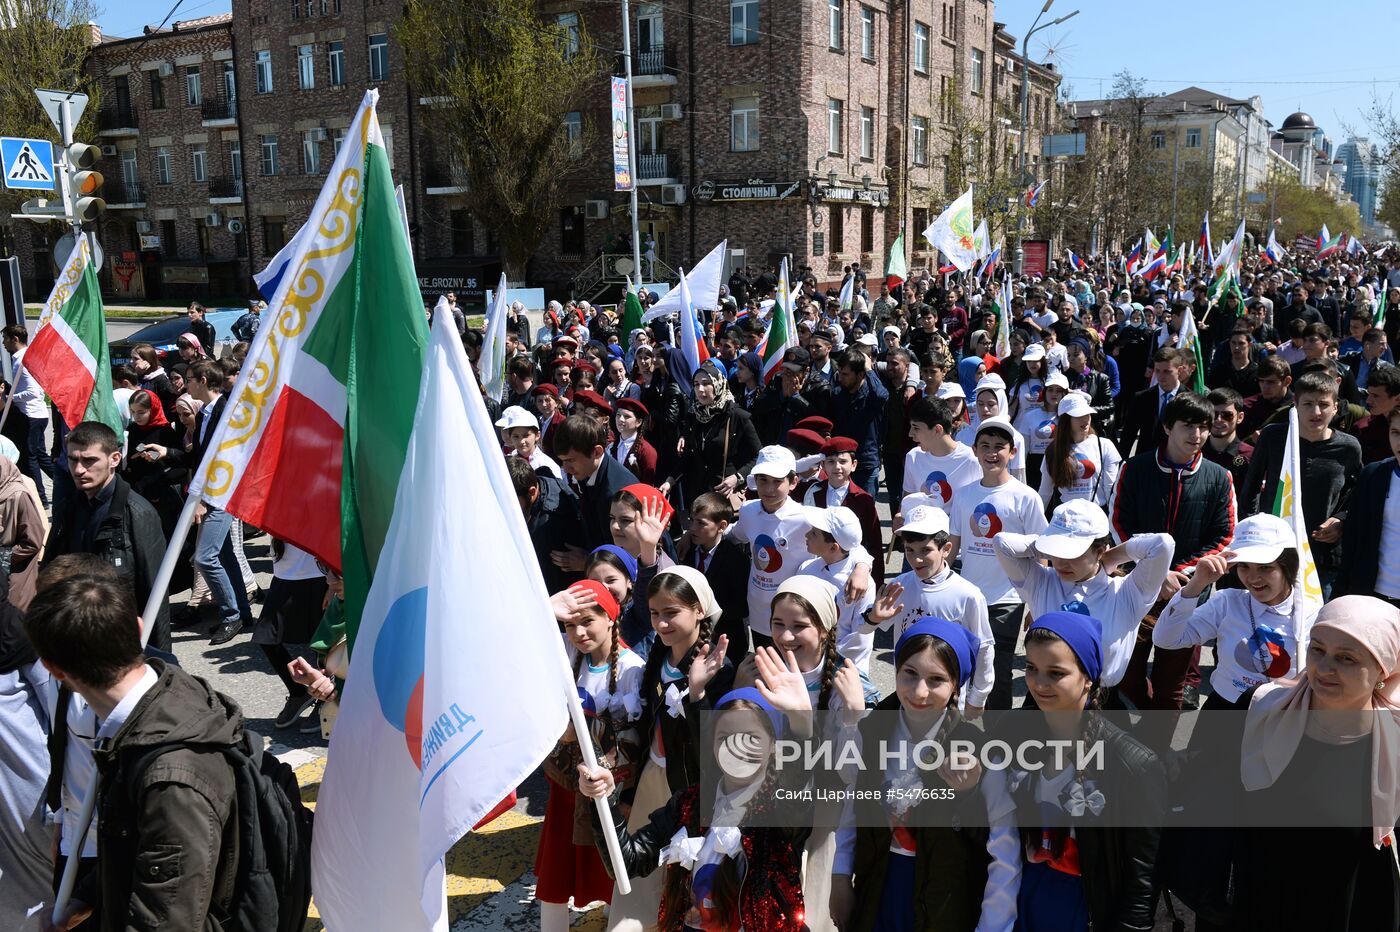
[1153,587,1317,703]
[799,553,875,673]
[9,348,48,419]
[994,532,1174,688]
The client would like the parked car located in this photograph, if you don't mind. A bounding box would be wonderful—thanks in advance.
[108,308,245,367]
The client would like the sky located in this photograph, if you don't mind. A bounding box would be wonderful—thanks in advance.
[99,0,1397,145]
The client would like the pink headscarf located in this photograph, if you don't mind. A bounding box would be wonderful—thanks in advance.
[178,332,206,356]
[1241,595,1400,848]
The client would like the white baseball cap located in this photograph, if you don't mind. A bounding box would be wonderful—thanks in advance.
[973,415,1017,444]
[1035,499,1111,559]
[1022,343,1047,362]
[751,445,798,478]
[803,505,863,550]
[1227,513,1296,565]
[1057,391,1094,419]
[1044,371,1070,390]
[900,502,951,537]
[936,382,965,400]
[900,492,936,516]
[494,405,539,431]
[882,325,902,338]
[856,333,879,347]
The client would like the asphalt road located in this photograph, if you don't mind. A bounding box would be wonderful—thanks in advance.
[106,318,152,344]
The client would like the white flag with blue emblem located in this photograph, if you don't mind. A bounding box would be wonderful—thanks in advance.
[311,306,571,929]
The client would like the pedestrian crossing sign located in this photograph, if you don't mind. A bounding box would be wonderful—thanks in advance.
[0,137,55,190]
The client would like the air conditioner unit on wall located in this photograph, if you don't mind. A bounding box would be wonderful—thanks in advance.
[659,103,682,121]
[660,184,686,206]
[205,211,222,226]
[157,62,174,77]
[101,144,118,157]
[584,199,609,220]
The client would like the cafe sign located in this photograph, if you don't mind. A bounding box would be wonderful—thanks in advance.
[692,177,800,203]
[817,184,889,205]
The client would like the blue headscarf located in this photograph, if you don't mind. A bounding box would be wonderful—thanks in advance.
[663,345,694,395]
[1028,611,1103,684]
[736,351,763,385]
[895,618,981,688]
[714,686,785,737]
[591,544,638,581]
[957,355,984,397]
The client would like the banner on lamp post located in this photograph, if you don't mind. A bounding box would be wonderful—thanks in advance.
[611,77,633,192]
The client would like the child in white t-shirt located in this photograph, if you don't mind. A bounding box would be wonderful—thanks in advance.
[797,505,877,673]
[901,395,982,520]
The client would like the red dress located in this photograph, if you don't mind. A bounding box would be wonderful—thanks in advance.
[533,774,615,906]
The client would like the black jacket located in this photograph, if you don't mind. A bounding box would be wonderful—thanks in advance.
[1066,367,1116,434]
[682,536,750,665]
[188,318,217,356]
[628,644,735,804]
[1240,423,1361,570]
[44,475,172,650]
[576,454,638,550]
[527,473,585,593]
[1110,447,1235,573]
[1335,459,1395,598]
[1118,385,1173,456]
[673,403,761,501]
[751,379,831,445]
[80,660,241,931]
[1007,717,1166,932]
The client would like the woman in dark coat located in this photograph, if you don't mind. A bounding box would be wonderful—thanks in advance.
[665,360,760,512]
[122,389,186,538]
[639,346,688,481]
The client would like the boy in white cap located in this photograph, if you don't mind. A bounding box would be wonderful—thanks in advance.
[860,494,994,713]
[1152,512,1317,709]
[798,505,877,672]
[495,405,562,480]
[730,446,873,649]
[948,415,1048,709]
[994,499,1174,705]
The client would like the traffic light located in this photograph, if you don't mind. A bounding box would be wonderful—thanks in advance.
[65,142,104,223]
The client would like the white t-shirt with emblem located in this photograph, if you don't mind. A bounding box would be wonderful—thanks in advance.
[949,478,1048,605]
[1015,405,1058,456]
[902,444,982,516]
[1036,435,1123,508]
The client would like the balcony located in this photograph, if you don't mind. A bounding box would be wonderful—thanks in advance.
[96,107,139,137]
[629,45,676,88]
[636,150,678,185]
[201,96,236,126]
[208,175,243,203]
[104,181,146,208]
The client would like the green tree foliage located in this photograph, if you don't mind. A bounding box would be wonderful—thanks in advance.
[396,0,604,278]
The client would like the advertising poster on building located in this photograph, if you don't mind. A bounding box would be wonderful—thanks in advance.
[1023,239,1051,278]
[611,77,633,192]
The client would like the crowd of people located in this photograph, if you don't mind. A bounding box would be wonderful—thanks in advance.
[484,246,1400,931]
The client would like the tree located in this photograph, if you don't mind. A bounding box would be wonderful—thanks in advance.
[0,0,101,222]
[397,0,604,280]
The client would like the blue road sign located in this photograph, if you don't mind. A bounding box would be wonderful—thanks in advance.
[0,137,55,191]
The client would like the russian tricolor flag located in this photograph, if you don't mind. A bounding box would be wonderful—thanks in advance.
[1139,252,1167,281]
[1125,239,1143,273]
[677,267,710,374]
[1025,180,1048,208]
[1067,249,1087,271]
[1199,214,1214,269]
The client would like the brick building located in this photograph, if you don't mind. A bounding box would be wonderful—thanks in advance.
[6,1,1060,308]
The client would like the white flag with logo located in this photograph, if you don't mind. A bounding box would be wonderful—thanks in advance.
[311,308,570,929]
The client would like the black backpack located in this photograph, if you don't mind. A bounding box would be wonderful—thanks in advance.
[128,728,314,932]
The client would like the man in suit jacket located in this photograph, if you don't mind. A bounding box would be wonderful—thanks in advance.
[1119,346,1185,456]
[684,492,751,663]
[552,415,637,558]
[803,436,884,584]
[1339,327,1394,394]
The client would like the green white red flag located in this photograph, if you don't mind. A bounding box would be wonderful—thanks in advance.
[24,236,121,435]
[760,257,796,383]
[885,234,907,289]
[193,89,428,647]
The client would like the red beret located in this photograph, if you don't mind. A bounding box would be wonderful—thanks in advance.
[796,416,834,436]
[615,398,650,419]
[785,428,826,455]
[530,384,561,398]
[571,360,598,376]
[572,389,613,413]
[551,356,574,368]
[820,436,859,456]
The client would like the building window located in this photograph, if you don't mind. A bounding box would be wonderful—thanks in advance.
[563,111,582,156]
[912,116,928,165]
[860,106,874,159]
[942,154,953,195]
[185,66,202,106]
[557,12,580,59]
[859,6,875,60]
[1186,127,1201,148]
[191,145,207,182]
[451,209,473,255]
[829,0,842,50]
[861,208,873,254]
[263,218,286,254]
[381,125,395,167]
[827,97,843,153]
[913,22,929,73]
[230,141,242,181]
[223,60,236,101]
[198,220,212,258]
[161,219,178,254]
[730,96,759,152]
[261,133,279,175]
[148,70,165,109]
[255,50,273,94]
[155,146,172,185]
[970,48,984,93]
[303,130,321,174]
[939,75,948,121]
[730,0,759,45]
[829,204,844,253]
[1150,131,1166,149]
[328,41,345,86]
[368,33,388,81]
[120,149,139,187]
[637,2,663,51]
[298,44,315,90]
[912,207,928,241]
[560,206,586,257]
[332,128,346,153]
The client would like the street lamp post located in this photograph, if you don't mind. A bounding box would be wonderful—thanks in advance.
[1013,1,1078,276]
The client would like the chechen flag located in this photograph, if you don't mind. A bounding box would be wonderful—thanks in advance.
[312,308,571,930]
[193,89,428,647]
[24,236,122,434]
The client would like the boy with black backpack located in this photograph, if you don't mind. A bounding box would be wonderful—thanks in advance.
[30,573,311,932]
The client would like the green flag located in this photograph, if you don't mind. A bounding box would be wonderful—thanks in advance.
[622,276,645,349]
